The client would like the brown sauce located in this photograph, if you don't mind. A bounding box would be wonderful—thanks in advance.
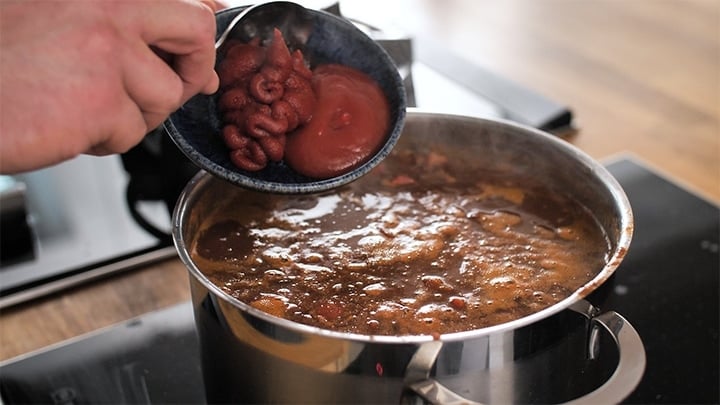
[190,149,611,336]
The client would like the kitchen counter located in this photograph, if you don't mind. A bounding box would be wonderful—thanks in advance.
[1,0,718,362]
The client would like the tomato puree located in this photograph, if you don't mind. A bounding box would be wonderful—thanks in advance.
[284,64,390,179]
[216,30,390,179]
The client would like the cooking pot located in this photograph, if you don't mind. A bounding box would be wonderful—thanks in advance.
[172,111,645,404]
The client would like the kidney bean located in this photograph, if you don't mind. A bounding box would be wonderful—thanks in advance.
[230,140,267,172]
[421,275,454,292]
[216,28,316,172]
[448,296,467,310]
[316,300,344,321]
[250,295,286,318]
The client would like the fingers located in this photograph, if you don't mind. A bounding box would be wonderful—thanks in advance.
[121,38,185,130]
[112,0,220,135]
[126,0,219,99]
[172,42,220,100]
[202,0,229,12]
[86,90,149,156]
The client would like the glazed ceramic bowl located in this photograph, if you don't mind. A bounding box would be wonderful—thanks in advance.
[164,4,406,194]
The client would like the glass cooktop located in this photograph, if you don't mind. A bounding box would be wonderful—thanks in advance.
[1,156,718,404]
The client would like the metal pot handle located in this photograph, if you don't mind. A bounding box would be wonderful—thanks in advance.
[562,308,646,405]
[404,303,646,405]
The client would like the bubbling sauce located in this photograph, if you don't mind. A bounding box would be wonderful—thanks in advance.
[190,149,611,336]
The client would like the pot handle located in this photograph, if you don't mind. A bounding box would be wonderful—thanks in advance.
[404,304,646,405]
[403,340,481,405]
[562,308,646,405]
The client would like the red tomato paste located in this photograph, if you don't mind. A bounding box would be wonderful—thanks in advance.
[284,64,389,179]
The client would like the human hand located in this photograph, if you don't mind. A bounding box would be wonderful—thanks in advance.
[0,0,221,173]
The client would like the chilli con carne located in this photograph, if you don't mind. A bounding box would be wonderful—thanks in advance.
[190,148,611,336]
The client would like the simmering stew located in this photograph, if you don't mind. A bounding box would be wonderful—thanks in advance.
[190,148,610,336]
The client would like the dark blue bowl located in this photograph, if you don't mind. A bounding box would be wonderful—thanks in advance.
[165,5,406,194]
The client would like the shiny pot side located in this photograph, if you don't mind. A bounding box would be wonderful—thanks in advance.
[173,112,643,404]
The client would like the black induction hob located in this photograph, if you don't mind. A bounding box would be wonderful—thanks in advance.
[0,156,717,404]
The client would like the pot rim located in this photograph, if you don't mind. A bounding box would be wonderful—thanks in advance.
[172,110,634,344]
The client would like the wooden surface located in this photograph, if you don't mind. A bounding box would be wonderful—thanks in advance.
[1,0,718,362]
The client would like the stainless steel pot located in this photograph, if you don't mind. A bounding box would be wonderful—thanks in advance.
[173,111,645,404]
